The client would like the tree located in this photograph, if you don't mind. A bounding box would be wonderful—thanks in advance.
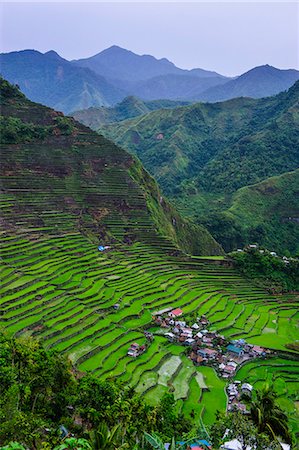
[89,423,129,450]
[210,411,277,450]
[250,385,292,444]
[1,443,26,450]
[144,432,179,450]
[53,437,92,450]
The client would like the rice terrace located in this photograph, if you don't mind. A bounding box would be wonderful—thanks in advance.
[1,2,299,446]
[1,226,299,433]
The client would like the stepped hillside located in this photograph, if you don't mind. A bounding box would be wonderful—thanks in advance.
[1,79,298,433]
[99,81,299,253]
[199,65,299,102]
[0,78,222,256]
[71,96,191,128]
[0,50,125,113]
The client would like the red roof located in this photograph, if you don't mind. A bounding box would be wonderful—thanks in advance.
[170,308,183,316]
[224,365,235,372]
[252,345,264,353]
[205,348,217,355]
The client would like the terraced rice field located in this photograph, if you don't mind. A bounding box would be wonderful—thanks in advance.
[235,357,299,434]
[1,227,298,426]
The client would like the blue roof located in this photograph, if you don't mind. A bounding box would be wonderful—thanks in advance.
[198,440,211,447]
[227,344,243,354]
[98,246,105,251]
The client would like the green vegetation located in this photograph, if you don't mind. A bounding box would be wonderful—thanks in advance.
[0,333,191,448]
[0,78,298,446]
[230,247,299,292]
[100,81,299,253]
[72,96,191,129]
[0,77,220,256]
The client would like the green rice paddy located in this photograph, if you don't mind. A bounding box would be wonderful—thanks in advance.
[1,229,298,427]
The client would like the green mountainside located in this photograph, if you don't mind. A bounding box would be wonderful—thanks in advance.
[99,82,299,253]
[71,96,191,128]
[1,79,299,445]
[0,78,222,256]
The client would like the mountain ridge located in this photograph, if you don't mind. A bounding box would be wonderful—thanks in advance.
[0,77,222,256]
[99,81,299,253]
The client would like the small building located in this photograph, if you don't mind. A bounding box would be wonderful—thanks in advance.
[227,344,244,356]
[165,332,175,341]
[222,365,236,375]
[198,348,217,359]
[185,338,195,346]
[241,383,253,396]
[195,331,203,339]
[169,308,183,318]
[251,345,265,356]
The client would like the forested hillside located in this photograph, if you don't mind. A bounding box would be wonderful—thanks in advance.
[71,96,191,128]
[100,82,299,253]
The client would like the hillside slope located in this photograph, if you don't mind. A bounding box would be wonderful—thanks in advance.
[197,170,299,254]
[0,78,222,256]
[0,50,125,113]
[99,82,299,252]
[71,96,191,128]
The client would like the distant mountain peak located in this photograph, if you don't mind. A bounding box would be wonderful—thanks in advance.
[44,50,61,59]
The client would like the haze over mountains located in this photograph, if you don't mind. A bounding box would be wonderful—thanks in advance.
[1,45,299,113]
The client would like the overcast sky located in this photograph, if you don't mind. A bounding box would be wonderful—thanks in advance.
[1,1,298,76]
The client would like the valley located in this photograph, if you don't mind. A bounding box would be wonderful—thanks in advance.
[0,79,298,445]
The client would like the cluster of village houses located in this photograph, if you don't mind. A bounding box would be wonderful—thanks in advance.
[226,381,253,414]
[127,331,153,357]
[152,307,270,378]
[236,243,294,265]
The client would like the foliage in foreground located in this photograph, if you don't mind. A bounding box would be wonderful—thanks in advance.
[0,332,191,448]
[0,332,294,449]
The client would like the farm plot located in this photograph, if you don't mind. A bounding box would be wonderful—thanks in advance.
[0,229,298,427]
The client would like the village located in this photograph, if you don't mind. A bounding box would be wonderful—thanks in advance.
[150,307,269,379]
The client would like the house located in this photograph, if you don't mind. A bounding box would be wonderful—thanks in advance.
[98,245,110,252]
[222,365,236,375]
[113,303,120,310]
[165,332,175,341]
[221,438,251,450]
[198,348,217,359]
[226,344,244,356]
[195,331,203,339]
[156,133,164,140]
[227,361,238,369]
[185,338,195,346]
[241,383,253,395]
[169,308,183,318]
[127,343,140,357]
[192,323,200,330]
[248,244,258,249]
[251,345,265,356]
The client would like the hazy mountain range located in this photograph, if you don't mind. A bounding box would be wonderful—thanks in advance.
[1,46,299,113]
